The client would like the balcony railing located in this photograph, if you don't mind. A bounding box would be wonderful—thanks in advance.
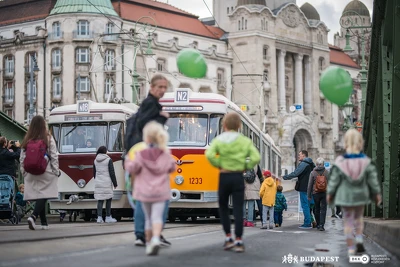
[48,32,64,41]
[73,31,94,39]
[103,34,118,42]
[3,68,14,77]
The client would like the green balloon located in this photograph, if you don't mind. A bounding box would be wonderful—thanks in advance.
[319,66,353,106]
[177,48,207,79]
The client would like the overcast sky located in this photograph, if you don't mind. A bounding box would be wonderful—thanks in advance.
[159,0,373,43]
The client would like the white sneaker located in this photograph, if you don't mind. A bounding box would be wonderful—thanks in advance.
[105,216,117,223]
[41,225,49,230]
[27,217,36,230]
[146,238,161,256]
[97,216,104,223]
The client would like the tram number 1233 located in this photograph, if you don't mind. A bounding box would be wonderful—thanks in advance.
[189,177,203,184]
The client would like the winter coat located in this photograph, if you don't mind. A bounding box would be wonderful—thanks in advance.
[244,165,262,200]
[283,157,315,192]
[93,154,118,200]
[327,154,381,207]
[205,131,260,172]
[0,147,21,177]
[20,136,60,201]
[307,166,329,199]
[274,192,287,212]
[259,176,277,206]
[125,146,175,203]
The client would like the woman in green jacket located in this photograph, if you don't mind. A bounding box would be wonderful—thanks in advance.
[327,129,381,257]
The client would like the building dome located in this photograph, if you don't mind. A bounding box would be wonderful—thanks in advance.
[342,0,370,17]
[50,0,118,17]
[300,2,320,21]
[237,0,267,6]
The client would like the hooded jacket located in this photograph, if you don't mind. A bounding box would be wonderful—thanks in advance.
[307,166,329,198]
[93,154,117,200]
[283,157,315,192]
[205,131,260,172]
[0,147,21,177]
[259,176,277,206]
[327,154,381,206]
[125,147,176,202]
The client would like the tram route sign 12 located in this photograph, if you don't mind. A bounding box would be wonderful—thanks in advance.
[175,89,190,103]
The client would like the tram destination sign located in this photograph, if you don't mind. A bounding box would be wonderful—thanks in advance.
[65,115,103,121]
[174,89,190,103]
[77,100,91,114]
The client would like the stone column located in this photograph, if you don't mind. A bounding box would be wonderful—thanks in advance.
[277,50,286,113]
[294,53,304,113]
[304,56,312,115]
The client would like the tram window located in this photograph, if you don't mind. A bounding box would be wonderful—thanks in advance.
[272,151,277,175]
[166,113,208,147]
[263,142,269,170]
[209,114,224,143]
[59,122,107,153]
[278,156,282,176]
[108,122,123,152]
[49,124,60,146]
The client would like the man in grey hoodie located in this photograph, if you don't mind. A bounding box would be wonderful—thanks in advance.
[283,150,315,229]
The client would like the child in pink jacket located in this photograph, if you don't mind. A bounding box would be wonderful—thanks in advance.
[124,121,175,256]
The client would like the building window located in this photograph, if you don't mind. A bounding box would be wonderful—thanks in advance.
[77,20,89,36]
[52,49,61,68]
[105,50,115,69]
[52,22,61,38]
[263,70,268,81]
[76,77,90,92]
[76,48,89,63]
[263,46,268,60]
[245,20,247,30]
[319,58,325,72]
[242,17,244,30]
[320,98,325,118]
[321,133,326,148]
[157,58,166,72]
[363,18,365,24]
[3,108,14,119]
[238,21,241,31]
[26,52,38,72]
[231,7,233,12]
[53,77,62,98]
[106,23,113,34]
[4,81,14,103]
[285,75,289,88]
[105,78,113,99]
[27,80,37,101]
[227,7,229,14]
[217,69,225,89]
[4,56,14,75]
[265,21,268,31]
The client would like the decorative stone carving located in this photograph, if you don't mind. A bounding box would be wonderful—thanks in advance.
[281,6,300,28]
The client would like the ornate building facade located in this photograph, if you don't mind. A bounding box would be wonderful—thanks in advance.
[0,0,232,124]
[214,0,333,173]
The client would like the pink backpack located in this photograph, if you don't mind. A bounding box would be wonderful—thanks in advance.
[24,140,48,175]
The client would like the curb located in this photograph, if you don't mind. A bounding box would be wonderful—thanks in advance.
[363,219,400,260]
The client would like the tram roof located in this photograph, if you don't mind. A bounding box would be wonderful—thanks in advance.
[50,101,138,116]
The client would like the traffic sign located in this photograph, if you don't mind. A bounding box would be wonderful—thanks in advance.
[295,105,302,110]
[240,105,248,111]
[324,162,331,168]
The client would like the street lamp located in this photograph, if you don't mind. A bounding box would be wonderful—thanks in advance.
[341,100,354,131]
[340,11,371,122]
[29,55,40,124]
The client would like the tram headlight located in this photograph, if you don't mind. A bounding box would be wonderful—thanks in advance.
[174,175,184,185]
[77,179,86,188]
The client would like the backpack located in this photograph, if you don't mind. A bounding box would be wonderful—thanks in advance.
[243,169,256,184]
[313,170,327,193]
[124,114,139,153]
[24,140,48,175]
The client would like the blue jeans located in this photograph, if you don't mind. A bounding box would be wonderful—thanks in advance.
[262,205,274,225]
[134,200,169,239]
[243,200,255,222]
[300,191,311,226]
[274,210,283,226]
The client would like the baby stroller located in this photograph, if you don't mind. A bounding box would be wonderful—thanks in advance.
[0,175,18,224]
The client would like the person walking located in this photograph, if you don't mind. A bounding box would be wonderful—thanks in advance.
[274,185,287,227]
[205,112,260,253]
[259,170,277,229]
[307,157,329,231]
[93,146,118,224]
[243,165,261,227]
[327,129,381,256]
[125,122,176,256]
[124,74,171,247]
[20,115,60,230]
[282,150,315,229]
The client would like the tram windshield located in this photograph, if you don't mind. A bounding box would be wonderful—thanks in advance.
[50,122,124,153]
[166,114,208,147]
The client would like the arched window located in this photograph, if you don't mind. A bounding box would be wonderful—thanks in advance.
[285,75,289,88]
[241,17,244,30]
[263,45,268,60]
[245,20,247,30]
[263,70,268,81]
[261,20,264,30]
[238,21,241,30]
[355,18,358,24]
[227,7,229,14]
[319,58,325,71]
[265,21,268,31]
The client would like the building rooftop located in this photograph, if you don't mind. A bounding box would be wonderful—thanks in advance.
[50,0,118,17]
[342,0,370,17]
[329,45,360,69]
[237,0,266,6]
[300,2,320,21]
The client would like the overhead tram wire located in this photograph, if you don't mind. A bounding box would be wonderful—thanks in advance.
[201,0,278,118]
[85,0,182,85]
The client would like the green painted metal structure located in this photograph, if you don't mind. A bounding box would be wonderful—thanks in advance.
[50,0,118,17]
[0,111,27,141]
[363,0,400,219]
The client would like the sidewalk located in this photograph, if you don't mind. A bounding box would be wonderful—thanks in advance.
[363,218,400,260]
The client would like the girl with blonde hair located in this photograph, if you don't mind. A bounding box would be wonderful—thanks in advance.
[124,122,175,256]
[327,129,381,256]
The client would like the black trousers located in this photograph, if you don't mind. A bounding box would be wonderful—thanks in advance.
[218,172,244,238]
[32,199,48,225]
[97,199,112,217]
[313,192,327,226]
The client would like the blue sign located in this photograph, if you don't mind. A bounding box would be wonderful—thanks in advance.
[295,105,302,110]
[324,162,331,168]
